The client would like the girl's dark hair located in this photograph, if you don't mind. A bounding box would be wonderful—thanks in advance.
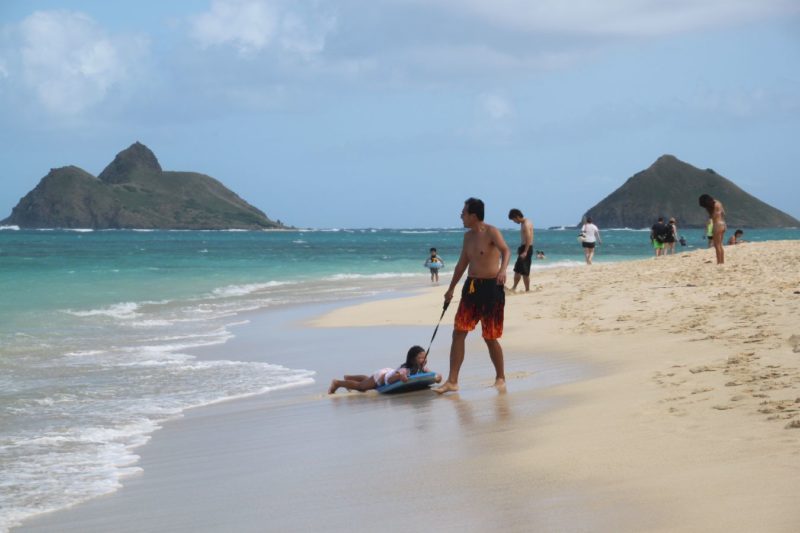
[698,194,715,215]
[401,345,426,374]
[508,208,523,220]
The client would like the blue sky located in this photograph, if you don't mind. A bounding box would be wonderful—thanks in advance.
[1,1,798,228]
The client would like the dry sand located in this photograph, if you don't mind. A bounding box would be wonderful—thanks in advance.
[314,241,800,532]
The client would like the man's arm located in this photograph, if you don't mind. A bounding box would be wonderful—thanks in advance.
[492,226,511,285]
[444,239,469,304]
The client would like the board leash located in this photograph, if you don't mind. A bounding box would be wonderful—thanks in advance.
[423,299,451,364]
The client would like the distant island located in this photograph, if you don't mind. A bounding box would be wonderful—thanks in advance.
[581,155,799,229]
[1,142,287,230]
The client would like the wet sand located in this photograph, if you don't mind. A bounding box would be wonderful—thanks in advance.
[18,301,602,532]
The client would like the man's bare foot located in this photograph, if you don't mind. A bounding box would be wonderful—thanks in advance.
[434,381,459,394]
[328,380,338,394]
[494,378,507,392]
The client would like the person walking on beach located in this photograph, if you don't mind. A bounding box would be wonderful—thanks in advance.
[699,194,726,264]
[435,197,511,394]
[580,217,601,265]
[508,208,533,292]
[650,217,669,257]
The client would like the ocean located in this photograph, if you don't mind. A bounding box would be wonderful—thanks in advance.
[1,225,798,530]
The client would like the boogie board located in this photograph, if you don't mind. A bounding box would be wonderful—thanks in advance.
[425,261,443,269]
[376,372,438,394]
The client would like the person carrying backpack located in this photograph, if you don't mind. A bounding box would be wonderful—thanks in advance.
[650,217,669,257]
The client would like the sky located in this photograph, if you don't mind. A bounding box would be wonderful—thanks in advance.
[1,0,798,228]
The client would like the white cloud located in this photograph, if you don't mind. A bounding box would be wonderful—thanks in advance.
[190,0,279,54]
[481,93,512,120]
[420,0,800,36]
[17,10,148,116]
[190,0,336,58]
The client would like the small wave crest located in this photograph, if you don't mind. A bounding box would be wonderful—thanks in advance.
[211,281,294,298]
[64,302,141,319]
[324,272,421,281]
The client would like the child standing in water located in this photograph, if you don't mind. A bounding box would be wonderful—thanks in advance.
[425,248,444,283]
[328,345,442,394]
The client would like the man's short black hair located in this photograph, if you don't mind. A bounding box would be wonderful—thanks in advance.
[508,208,523,220]
[430,247,437,252]
[464,197,484,221]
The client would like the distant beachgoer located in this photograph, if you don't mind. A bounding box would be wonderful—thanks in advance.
[679,235,687,247]
[699,194,726,264]
[650,217,669,257]
[665,218,678,255]
[706,219,714,248]
[508,208,534,292]
[328,345,441,394]
[425,247,445,283]
[580,217,601,265]
[536,250,545,260]
[728,229,745,245]
[435,197,510,394]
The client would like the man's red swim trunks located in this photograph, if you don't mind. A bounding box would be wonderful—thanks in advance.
[454,277,505,340]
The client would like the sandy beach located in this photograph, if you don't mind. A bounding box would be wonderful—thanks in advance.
[17,241,800,532]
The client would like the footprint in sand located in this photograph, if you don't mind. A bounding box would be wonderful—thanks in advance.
[690,366,716,374]
[788,335,800,353]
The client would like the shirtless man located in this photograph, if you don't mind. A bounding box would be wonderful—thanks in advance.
[699,194,726,264]
[435,198,511,394]
[508,208,534,292]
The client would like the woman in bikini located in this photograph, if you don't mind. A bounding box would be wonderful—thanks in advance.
[699,194,726,264]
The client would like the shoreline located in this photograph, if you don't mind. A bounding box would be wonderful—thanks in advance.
[16,241,800,532]
[16,293,594,532]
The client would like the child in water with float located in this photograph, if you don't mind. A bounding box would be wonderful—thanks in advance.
[424,247,444,283]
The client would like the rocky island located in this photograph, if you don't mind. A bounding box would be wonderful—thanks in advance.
[581,155,799,228]
[2,142,286,230]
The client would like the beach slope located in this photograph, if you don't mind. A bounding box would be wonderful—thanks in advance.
[315,241,800,532]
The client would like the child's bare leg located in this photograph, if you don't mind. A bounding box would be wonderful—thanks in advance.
[331,376,378,394]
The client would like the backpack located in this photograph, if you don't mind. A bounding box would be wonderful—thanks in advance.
[653,223,669,243]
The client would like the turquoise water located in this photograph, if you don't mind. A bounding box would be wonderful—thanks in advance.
[1,225,798,530]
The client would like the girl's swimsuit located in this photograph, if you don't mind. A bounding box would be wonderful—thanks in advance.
[371,368,393,385]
